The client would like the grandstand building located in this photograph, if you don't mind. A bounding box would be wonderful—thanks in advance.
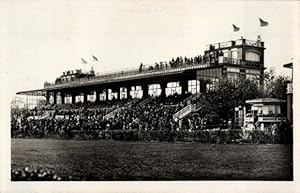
[17,37,265,106]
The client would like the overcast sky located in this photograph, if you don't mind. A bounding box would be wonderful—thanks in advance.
[0,0,298,98]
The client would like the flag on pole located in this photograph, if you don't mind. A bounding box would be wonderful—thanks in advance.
[259,18,268,27]
[92,55,98,62]
[232,24,240,32]
[81,58,87,64]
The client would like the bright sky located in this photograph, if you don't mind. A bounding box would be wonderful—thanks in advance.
[0,0,298,98]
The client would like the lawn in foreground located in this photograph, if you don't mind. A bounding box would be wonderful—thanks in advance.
[11,138,292,180]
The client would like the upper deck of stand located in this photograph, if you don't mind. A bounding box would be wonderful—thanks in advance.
[18,38,265,94]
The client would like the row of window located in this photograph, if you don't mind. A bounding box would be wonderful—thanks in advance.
[226,67,261,75]
[215,48,261,62]
[49,68,261,104]
[49,80,204,104]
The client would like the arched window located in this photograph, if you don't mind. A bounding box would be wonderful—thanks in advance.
[245,51,260,62]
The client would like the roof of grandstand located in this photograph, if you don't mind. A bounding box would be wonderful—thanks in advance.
[16,89,46,96]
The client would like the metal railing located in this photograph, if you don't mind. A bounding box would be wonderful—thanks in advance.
[220,57,262,67]
[173,104,194,120]
[245,39,264,47]
[206,39,264,50]
[138,96,154,106]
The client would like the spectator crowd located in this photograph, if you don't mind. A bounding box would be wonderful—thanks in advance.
[11,93,291,144]
[139,49,224,72]
[11,95,191,138]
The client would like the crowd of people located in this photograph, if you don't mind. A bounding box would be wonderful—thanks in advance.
[12,93,228,138]
[11,92,291,144]
[11,95,194,139]
[139,49,224,72]
[105,95,185,131]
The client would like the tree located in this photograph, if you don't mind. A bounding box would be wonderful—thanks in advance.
[197,77,261,122]
[263,69,290,99]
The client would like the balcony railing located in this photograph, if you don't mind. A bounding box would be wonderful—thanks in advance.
[220,57,262,67]
[206,39,264,50]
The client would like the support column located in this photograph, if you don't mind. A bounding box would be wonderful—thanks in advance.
[95,90,100,102]
[160,82,167,98]
[200,80,207,93]
[126,86,131,99]
[83,92,88,103]
[72,93,76,104]
[106,89,109,101]
[53,91,57,105]
[61,92,65,104]
[180,79,188,95]
[142,84,148,98]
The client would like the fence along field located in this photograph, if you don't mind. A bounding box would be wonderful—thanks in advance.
[11,138,292,180]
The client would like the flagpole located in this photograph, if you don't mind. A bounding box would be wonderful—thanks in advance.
[258,21,261,39]
[92,55,98,73]
[81,58,88,73]
[92,59,95,73]
[240,27,243,40]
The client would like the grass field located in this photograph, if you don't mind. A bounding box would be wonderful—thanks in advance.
[11,138,293,180]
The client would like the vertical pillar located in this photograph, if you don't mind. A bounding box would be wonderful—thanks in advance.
[126,86,131,99]
[160,82,167,98]
[83,92,88,103]
[61,92,65,104]
[142,83,148,98]
[53,91,57,105]
[106,89,109,101]
[200,80,207,93]
[180,79,188,95]
[72,93,76,104]
[95,90,100,102]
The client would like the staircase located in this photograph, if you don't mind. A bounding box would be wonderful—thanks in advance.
[173,93,203,121]
[194,101,203,111]
[173,104,196,120]
[137,96,154,106]
[103,108,120,119]
[103,99,140,120]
